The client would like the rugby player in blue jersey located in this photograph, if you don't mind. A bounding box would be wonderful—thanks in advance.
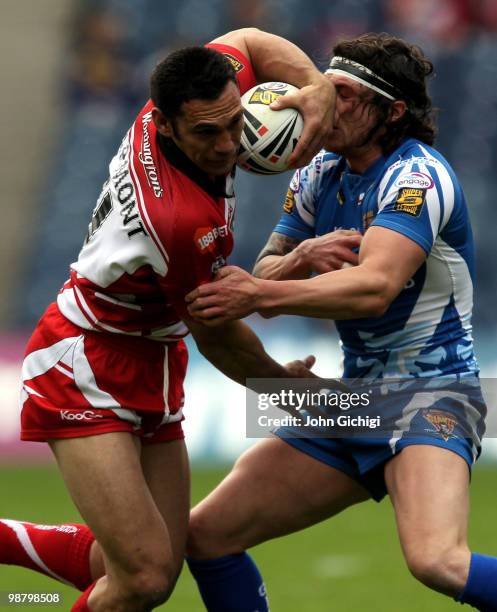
[185,33,495,611]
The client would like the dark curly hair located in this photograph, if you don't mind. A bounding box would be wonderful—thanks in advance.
[150,46,237,119]
[332,33,437,152]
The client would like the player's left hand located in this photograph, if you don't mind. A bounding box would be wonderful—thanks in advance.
[271,74,335,168]
[284,355,318,378]
[186,266,260,325]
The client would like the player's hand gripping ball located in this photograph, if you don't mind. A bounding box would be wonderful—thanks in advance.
[237,82,304,175]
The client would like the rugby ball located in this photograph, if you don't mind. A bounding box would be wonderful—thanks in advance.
[237,82,304,175]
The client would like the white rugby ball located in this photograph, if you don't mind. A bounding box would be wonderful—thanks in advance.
[237,82,303,175]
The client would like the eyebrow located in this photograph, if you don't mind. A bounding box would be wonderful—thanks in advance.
[336,83,356,93]
[335,80,363,93]
[192,111,244,132]
[336,82,374,101]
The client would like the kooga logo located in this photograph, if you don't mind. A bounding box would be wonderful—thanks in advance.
[61,411,104,421]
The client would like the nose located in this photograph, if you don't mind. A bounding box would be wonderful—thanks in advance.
[214,131,237,155]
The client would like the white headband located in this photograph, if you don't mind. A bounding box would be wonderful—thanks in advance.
[325,56,402,101]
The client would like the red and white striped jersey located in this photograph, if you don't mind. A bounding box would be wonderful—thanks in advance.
[57,44,256,342]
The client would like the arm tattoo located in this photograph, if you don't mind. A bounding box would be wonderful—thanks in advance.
[254,232,301,266]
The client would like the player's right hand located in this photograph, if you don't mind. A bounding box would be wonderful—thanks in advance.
[295,229,362,274]
[273,74,335,168]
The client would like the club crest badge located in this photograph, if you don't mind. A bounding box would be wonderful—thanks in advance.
[423,410,458,441]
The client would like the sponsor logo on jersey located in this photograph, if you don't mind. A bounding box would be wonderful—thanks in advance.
[60,410,105,421]
[394,172,434,189]
[223,53,244,73]
[283,187,294,214]
[140,111,164,198]
[248,86,288,106]
[388,156,439,173]
[332,226,361,232]
[393,188,426,216]
[195,225,229,253]
[422,409,457,441]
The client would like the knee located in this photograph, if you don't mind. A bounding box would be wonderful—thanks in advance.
[125,559,178,607]
[187,508,242,559]
[186,509,220,559]
[404,544,470,595]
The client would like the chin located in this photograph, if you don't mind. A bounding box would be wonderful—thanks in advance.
[208,167,231,177]
[324,135,343,153]
[324,142,344,155]
[209,161,235,175]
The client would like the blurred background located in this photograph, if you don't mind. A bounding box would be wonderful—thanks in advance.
[0,1,496,609]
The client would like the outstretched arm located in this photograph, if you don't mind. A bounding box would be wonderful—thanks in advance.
[186,317,316,387]
[186,226,426,324]
[211,28,335,167]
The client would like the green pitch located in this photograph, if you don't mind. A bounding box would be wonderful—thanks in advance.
[0,463,496,611]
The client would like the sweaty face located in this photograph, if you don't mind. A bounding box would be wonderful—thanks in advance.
[325,74,381,155]
[171,81,244,177]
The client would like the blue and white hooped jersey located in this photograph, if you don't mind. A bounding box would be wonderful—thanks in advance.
[274,138,478,378]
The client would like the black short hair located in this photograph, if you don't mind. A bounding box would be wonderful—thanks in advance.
[332,33,436,151]
[150,46,237,118]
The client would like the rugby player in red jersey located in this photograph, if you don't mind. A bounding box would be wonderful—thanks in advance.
[0,28,339,611]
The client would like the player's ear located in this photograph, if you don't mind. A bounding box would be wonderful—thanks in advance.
[152,107,175,138]
[389,100,407,123]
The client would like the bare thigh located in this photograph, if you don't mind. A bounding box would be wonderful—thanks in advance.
[50,432,189,607]
[86,437,190,583]
[385,445,471,595]
[188,437,370,558]
[141,439,190,576]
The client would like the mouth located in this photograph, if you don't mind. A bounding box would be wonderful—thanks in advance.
[211,158,234,168]
[213,154,237,165]
[206,157,236,175]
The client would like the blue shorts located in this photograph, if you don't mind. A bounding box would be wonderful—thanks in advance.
[274,376,486,502]
[275,433,475,502]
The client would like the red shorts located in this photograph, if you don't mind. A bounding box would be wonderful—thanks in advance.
[20,304,188,444]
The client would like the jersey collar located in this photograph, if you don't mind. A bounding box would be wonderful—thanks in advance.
[158,135,234,198]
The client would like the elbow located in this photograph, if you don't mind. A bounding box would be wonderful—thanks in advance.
[242,27,263,36]
[232,27,263,41]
